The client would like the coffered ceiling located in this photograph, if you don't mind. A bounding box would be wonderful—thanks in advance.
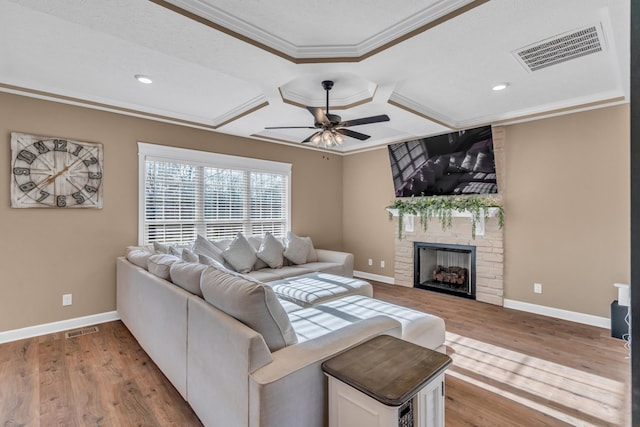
[0,0,629,153]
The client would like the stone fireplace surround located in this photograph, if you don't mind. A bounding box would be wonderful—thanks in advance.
[393,214,504,305]
[391,128,505,306]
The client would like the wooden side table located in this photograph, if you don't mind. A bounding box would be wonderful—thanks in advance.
[322,335,452,427]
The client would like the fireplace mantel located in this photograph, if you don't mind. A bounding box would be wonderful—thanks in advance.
[386,207,500,236]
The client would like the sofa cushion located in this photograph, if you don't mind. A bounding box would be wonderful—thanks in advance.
[246,270,283,283]
[148,254,181,280]
[318,296,445,349]
[200,266,298,352]
[222,233,258,273]
[257,232,285,269]
[269,273,373,307]
[302,261,345,276]
[263,266,315,280]
[192,235,226,265]
[126,249,153,269]
[277,298,305,314]
[169,261,208,296]
[288,295,444,348]
[283,232,310,265]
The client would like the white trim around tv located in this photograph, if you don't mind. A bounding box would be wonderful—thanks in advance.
[0,311,120,344]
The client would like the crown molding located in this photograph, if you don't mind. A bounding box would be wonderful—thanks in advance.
[213,95,268,127]
[153,0,488,63]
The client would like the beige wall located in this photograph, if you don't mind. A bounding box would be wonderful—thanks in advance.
[342,104,630,318]
[342,148,397,276]
[0,92,343,332]
[503,105,629,317]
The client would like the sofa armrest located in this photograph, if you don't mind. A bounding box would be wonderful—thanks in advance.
[315,249,354,277]
[248,315,401,427]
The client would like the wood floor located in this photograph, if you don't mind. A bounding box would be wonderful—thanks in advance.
[0,284,630,426]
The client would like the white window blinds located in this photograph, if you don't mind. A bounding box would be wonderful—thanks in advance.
[138,143,291,244]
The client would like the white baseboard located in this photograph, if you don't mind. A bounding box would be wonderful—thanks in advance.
[0,311,120,344]
[503,299,610,329]
[353,271,395,284]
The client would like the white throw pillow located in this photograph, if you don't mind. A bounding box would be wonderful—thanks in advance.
[126,249,153,269]
[148,254,181,280]
[257,232,284,269]
[248,236,269,270]
[283,231,310,265]
[169,261,207,296]
[192,235,226,265]
[200,265,297,352]
[153,242,172,254]
[222,233,258,273]
[303,237,318,262]
[181,248,199,263]
[198,254,232,272]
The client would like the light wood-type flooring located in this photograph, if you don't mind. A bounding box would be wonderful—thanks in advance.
[0,283,630,426]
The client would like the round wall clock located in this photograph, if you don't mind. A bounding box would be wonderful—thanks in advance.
[10,132,104,208]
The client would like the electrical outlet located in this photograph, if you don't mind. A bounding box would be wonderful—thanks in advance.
[62,294,73,306]
[534,283,542,294]
[380,260,385,268]
[368,258,373,266]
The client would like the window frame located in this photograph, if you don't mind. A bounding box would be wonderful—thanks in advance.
[137,142,291,245]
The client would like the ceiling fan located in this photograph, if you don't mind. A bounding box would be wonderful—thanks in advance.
[265,80,390,147]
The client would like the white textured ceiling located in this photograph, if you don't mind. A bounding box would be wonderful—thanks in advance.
[0,0,629,153]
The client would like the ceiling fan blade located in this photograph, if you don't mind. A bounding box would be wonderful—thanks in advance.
[336,128,371,141]
[338,114,390,127]
[302,131,321,143]
[307,106,330,126]
[265,126,316,129]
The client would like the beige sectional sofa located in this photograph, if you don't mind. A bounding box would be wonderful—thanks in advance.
[116,234,446,427]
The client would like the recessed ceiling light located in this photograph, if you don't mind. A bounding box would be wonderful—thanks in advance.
[135,74,153,84]
[492,83,509,91]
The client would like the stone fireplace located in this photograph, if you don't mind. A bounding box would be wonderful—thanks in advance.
[391,128,505,306]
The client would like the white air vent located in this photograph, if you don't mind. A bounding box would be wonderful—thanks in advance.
[513,24,606,72]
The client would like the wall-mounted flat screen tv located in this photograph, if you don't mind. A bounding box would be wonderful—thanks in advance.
[388,125,498,197]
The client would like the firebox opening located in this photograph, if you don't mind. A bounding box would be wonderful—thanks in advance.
[413,242,476,299]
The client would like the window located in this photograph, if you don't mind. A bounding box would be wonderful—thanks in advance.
[138,143,291,245]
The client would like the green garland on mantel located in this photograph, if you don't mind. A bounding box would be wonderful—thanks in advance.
[387,195,504,240]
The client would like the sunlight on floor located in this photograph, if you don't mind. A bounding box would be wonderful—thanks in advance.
[446,332,628,426]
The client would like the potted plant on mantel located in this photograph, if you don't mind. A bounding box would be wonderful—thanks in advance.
[386,195,504,240]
